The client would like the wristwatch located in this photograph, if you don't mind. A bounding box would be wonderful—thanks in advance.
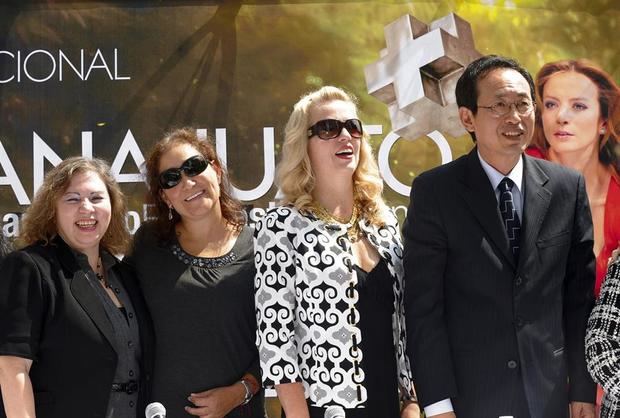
[239,378,253,405]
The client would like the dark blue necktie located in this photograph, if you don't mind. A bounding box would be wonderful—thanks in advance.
[498,177,521,262]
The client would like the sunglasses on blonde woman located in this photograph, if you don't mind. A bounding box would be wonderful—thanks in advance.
[158,155,209,189]
[307,118,363,140]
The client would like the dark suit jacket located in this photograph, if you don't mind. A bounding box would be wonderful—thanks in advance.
[403,149,596,418]
[0,237,154,418]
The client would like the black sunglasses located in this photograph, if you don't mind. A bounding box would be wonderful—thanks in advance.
[158,155,209,189]
[307,118,363,140]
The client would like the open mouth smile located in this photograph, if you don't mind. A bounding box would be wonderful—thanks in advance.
[75,220,97,230]
[185,190,205,201]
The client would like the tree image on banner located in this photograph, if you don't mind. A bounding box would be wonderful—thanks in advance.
[365,13,481,166]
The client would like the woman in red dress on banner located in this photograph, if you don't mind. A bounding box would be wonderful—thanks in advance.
[526,59,620,415]
[527,59,620,296]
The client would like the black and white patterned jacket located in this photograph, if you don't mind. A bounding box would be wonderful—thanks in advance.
[586,257,620,418]
[254,205,415,408]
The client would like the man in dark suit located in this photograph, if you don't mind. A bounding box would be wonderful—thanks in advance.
[403,55,596,418]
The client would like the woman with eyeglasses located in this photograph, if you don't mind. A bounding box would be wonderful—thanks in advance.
[254,86,419,418]
[0,157,153,418]
[124,128,263,418]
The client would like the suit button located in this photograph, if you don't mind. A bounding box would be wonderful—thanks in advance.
[515,276,523,286]
[507,360,518,369]
[515,317,525,328]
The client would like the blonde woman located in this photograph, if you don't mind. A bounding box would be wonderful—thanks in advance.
[254,86,419,418]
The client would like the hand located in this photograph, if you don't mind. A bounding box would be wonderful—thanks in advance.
[400,400,421,418]
[428,413,456,418]
[570,401,595,418]
[185,383,245,418]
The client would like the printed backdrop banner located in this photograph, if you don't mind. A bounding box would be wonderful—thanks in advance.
[0,0,618,237]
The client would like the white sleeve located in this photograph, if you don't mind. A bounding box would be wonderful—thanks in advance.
[424,398,454,416]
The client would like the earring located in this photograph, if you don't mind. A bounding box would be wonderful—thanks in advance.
[600,127,607,135]
[168,205,174,221]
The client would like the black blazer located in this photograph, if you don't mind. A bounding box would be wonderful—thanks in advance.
[403,149,596,418]
[0,237,154,418]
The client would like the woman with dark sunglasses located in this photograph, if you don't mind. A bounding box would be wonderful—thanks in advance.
[254,86,420,418]
[124,128,264,418]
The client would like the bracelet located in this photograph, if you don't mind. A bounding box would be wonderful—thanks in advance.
[239,379,253,405]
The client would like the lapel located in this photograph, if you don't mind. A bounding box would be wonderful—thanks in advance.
[517,155,551,272]
[53,237,116,349]
[359,213,404,280]
[458,148,515,269]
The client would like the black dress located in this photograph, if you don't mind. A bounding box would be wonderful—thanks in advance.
[285,259,400,418]
[126,224,263,418]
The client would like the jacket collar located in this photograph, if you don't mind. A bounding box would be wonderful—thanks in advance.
[47,236,118,351]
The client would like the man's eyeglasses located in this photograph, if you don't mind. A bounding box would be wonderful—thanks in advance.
[477,100,535,117]
[307,118,364,140]
[158,155,209,189]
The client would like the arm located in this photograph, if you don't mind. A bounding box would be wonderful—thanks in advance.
[585,260,620,397]
[564,174,597,403]
[185,365,261,418]
[0,356,34,418]
[276,382,310,418]
[402,174,458,406]
[185,383,246,418]
[254,209,307,415]
[0,250,47,418]
[384,210,416,403]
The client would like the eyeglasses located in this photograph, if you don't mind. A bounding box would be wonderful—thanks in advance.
[158,155,209,189]
[477,100,535,117]
[307,118,363,140]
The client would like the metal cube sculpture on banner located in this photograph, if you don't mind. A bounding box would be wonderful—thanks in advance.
[365,13,482,141]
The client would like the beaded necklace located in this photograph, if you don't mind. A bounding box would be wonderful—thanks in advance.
[95,257,110,288]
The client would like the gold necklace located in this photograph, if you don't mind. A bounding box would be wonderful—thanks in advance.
[311,202,362,242]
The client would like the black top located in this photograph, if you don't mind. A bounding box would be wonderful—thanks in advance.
[126,224,263,418]
[354,259,399,418]
[79,251,142,418]
[0,236,153,418]
[284,259,400,418]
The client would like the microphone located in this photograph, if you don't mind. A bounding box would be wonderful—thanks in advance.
[145,402,166,418]
[324,405,345,418]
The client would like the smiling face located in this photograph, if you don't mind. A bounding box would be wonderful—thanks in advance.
[307,99,361,185]
[55,170,111,258]
[158,142,222,222]
[459,68,535,173]
[541,71,604,159]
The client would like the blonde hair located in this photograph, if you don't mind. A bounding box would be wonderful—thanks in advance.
[19,157,130,254]
[277,86,387,225]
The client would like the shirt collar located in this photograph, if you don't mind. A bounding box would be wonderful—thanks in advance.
[477,150,524,193]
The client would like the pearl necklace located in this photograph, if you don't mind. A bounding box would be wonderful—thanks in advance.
[310,202,362,242]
